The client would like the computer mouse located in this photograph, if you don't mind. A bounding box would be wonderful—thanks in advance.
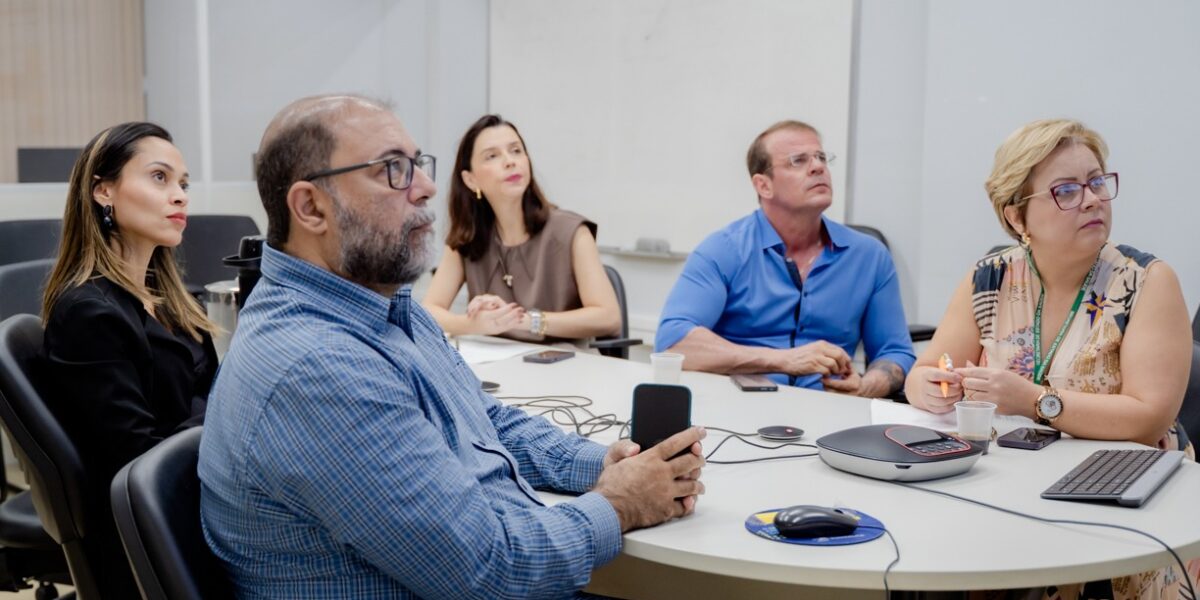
[773,505,860,539]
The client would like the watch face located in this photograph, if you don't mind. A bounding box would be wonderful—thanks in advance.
[1039,394,1062,418]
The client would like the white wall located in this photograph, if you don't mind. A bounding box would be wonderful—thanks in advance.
[144,0,490,242]
[853,0,1200,326]
[489,1,856,339]
[847,0,928,325]
[9,1,1197,332]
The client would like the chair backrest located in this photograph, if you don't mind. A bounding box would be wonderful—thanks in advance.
[0,220,62,267]
[846,224,889,251]
[111,427,231,600]
[0,314,99,596]
[0,259,56,322]
[176,215,261,294]
[1179,341,1200,447]
[603,265,630,341]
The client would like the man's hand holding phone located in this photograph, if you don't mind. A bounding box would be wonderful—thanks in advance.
[593,427,707,532]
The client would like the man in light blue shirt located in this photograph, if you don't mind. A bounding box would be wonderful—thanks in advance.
[657,120,914,396]
[199,94,706,599]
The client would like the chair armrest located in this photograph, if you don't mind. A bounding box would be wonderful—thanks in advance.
[589,337,643,350]
[908,324,936,343]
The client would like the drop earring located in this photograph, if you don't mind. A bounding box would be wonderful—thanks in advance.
[1020,230,1030,248]
[475,188,482,200]
[102,204,116,230]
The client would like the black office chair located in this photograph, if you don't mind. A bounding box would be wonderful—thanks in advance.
[0,220,61,267]
[176,215,261,298]
[987,244,1013,256]
[588,265,643,359]
[0,314,101,598]
[1178,341,1200,447]
[0,259,56,322]
[111,427,231,600]
[845,224,936,343]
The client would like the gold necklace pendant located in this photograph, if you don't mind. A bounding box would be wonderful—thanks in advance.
[503,274,513,287]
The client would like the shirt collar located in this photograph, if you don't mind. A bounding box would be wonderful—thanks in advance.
[754,209,853,253]
[260,244,408,335]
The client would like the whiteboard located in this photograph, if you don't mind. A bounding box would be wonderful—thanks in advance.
[489,0,854,253]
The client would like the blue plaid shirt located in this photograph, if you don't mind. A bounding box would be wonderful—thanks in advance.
[198,246,621,599]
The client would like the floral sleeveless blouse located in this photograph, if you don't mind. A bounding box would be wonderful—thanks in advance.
[972,242,1191,452]
[973,244,1198,600]
[972,243,1156,396]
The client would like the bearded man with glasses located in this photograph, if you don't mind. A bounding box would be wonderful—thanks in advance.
[199,94,707,599]
[657,120,915,397]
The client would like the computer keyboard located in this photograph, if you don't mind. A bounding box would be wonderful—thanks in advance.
[1041,449,1185,507]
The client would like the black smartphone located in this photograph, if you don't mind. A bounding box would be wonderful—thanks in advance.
[522,350,575,364]
[630,383,692,457]
[731,373,778,392]
[996,427,1061,450]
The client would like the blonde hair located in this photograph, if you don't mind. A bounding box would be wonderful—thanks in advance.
[42,122,216,341]
[984,119,1109,240]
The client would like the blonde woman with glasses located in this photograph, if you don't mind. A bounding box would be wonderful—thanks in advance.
[905,119,1194,599]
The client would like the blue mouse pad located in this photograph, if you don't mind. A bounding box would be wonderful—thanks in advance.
[744,508,885,546]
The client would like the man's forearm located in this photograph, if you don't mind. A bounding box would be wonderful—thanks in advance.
[862,358,905,397]
[668,327,784,374]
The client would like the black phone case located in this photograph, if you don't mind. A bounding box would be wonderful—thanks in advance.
[523,351,574,364]
[732,375,778,392]
[630,384,692,456]
[996,428,1059,450]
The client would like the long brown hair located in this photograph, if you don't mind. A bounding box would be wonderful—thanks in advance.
[446,115,554,261]
[41,122,216,341]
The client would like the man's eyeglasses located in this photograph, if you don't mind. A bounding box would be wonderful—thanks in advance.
[1023,172,1118,210]
[303,153,436,191]
[777,151,836,169]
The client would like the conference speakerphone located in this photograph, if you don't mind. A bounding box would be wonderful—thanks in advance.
[817,424,984,482]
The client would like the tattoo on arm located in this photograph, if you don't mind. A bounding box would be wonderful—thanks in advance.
[866,359,906,395]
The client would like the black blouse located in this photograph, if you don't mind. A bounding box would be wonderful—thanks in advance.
[41,276,215,597]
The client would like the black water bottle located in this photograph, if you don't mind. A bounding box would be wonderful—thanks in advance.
[222,235,264,310]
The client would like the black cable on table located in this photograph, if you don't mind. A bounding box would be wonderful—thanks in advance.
[891,481,1197,600]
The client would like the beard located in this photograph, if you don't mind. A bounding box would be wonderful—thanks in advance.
[333,195,436,287]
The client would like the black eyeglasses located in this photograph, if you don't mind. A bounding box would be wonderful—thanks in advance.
[303,153,436,190]
[1024,172,1118,210]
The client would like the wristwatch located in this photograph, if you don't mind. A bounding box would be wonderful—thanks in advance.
[1034,386,1063,426]
[528,309,547,337]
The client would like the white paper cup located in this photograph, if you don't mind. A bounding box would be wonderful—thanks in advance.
[955,400,997,454]
[650,352,684,384]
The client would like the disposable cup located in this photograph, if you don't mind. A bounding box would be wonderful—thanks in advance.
[955,400,997,454]
[650,352,684,384]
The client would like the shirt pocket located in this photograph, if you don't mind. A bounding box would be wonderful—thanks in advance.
[470,440,546,507]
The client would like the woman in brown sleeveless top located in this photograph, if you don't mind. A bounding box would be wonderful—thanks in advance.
[904,119,1195,599]
[423,115,620,343]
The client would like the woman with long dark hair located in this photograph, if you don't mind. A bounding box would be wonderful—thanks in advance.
[41,121,217,597]
[423,115,620,343]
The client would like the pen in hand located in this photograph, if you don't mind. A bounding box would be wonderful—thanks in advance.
[937,353,953,398]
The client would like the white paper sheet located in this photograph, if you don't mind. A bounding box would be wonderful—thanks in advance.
[453,336,544,365]
[869,399,1036,436]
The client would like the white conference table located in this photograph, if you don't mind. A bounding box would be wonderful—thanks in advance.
[467,343,1200,595]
